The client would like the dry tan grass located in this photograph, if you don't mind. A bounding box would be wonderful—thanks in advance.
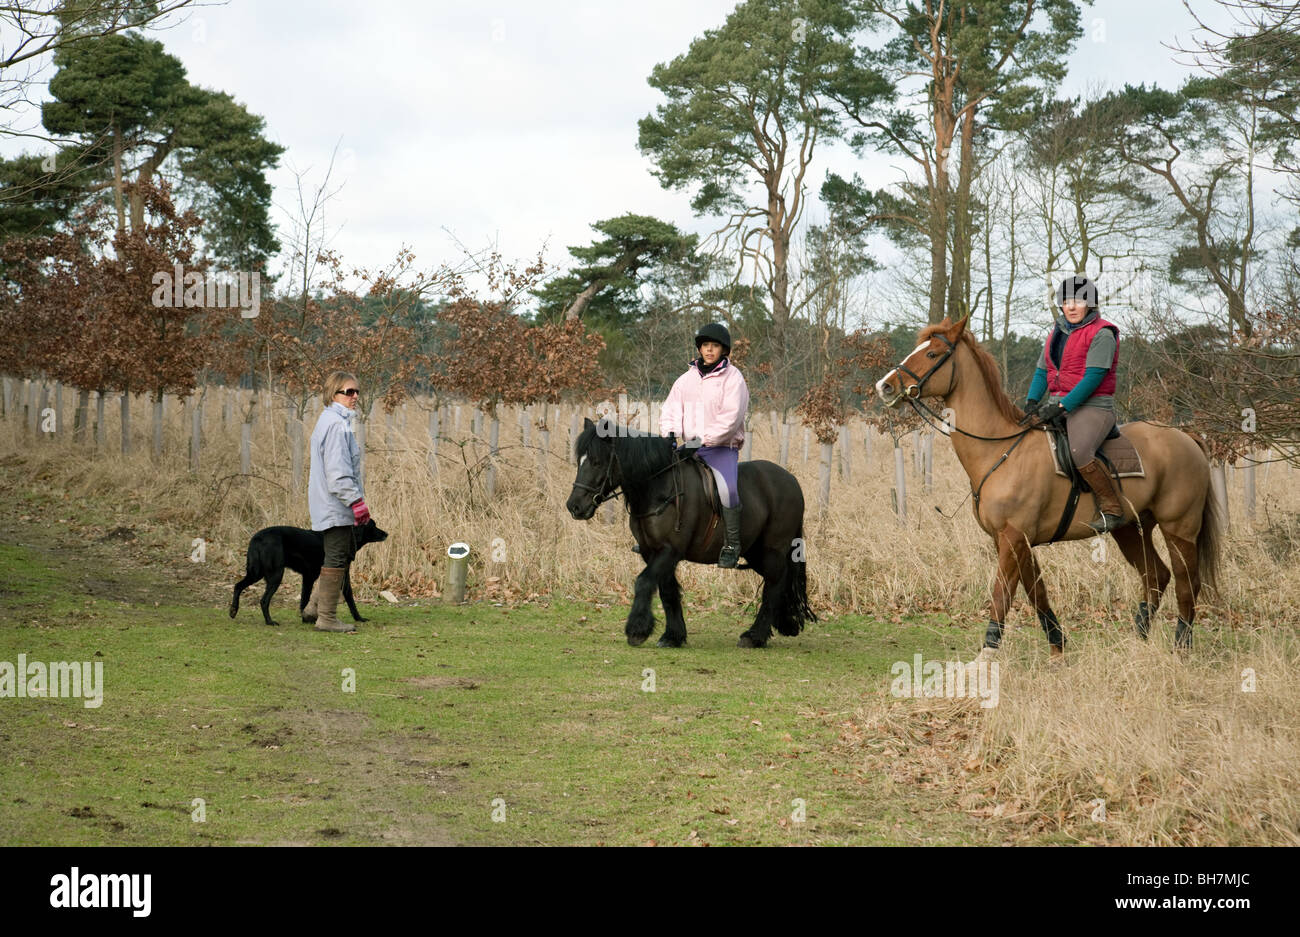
[6,386,1300,845]
[7,387,1297,619]
[848,625,1300,845]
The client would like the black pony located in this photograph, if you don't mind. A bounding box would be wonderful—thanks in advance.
[566,417,815,648]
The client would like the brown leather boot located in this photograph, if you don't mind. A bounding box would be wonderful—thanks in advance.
[312,567,354,632]
[1077,460,1126,533]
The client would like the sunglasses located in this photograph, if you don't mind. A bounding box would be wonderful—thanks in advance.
[336,388,360,397]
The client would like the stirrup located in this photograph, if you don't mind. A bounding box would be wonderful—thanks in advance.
[1087,513,1125,534]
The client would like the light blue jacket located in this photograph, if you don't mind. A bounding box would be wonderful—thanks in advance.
[309,402,364,530]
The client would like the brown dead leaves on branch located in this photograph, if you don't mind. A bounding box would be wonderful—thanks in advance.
[250,245,443,420]
[0,181,241,397]
[3,183,609,420]
[248,246,610,423]
[1129,303,1300,463]
[797,380,844,445]
[796,329,896,444]
[435,252,610,416]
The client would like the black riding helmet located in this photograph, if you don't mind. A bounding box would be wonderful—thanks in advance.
[694,322,732,356]
[1056,275,1098,309]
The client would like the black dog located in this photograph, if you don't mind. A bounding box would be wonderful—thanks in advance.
[229,521,389,626]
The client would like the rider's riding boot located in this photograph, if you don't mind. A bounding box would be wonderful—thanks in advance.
[717,504,742,568]
[1077,459,1126,533]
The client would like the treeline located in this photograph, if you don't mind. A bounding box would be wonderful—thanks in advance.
[2,1,1298,461]
[540,0,1300,458]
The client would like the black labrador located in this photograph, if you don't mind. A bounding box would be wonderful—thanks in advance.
[229,520,388,626]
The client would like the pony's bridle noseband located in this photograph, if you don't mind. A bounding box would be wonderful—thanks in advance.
[571,448,622,509]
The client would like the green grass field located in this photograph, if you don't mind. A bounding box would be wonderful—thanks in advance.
[0,484,998,846]
[6,450,1294,847]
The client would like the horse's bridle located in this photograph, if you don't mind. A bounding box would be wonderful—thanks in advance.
[570,439,691,523]
[571,446,623,509]
[893,333,956,399]
[888,333,1033,445]
[884,331,1039,518]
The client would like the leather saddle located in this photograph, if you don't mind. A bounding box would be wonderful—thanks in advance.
[1045,422,1145,479]
[682,455,722,540]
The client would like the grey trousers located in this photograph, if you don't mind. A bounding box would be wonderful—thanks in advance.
[1064,405,1117,466]
[322,525,359,569]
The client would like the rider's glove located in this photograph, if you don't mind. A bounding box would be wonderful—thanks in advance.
[1037,401,1067,425]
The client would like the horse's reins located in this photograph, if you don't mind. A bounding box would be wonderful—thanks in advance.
[571,441,690,530]
[890,333,1041,517]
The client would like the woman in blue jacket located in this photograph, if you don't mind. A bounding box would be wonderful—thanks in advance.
[303,370,373,632]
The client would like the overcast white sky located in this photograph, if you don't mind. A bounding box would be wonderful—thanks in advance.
[5,0,1237,303]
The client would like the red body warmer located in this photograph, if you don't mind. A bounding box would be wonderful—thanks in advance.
[1045,318,1119,396]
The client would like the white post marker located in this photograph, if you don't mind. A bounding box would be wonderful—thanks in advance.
[446,542,471,604]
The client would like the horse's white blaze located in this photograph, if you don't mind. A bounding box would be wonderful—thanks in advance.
[901,341,929,378]
[579,454,587,467]
[878,342,930,399]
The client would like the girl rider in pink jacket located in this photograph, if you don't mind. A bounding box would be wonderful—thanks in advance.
[660,322,750,568]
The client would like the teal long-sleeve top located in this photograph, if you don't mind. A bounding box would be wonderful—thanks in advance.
[1027,366,1109,411]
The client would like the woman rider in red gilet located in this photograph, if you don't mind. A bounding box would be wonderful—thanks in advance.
[1021,276,1127,533]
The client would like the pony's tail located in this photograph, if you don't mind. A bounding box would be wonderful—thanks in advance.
[775,527,817,637]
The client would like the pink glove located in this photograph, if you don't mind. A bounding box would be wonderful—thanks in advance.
[351,499,371,525]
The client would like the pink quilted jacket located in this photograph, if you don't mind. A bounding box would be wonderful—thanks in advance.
[659,358,749,449]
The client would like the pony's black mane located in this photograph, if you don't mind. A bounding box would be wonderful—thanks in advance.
[575,419,677,487]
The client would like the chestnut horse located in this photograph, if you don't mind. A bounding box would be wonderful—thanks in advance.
[876,317,1220,655]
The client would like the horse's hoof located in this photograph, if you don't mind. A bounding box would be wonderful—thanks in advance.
[736,634,766,649]
[627,633,649,647]
[656,635,685,648]
[1049,644,1065,661]
[301,613,318,624]
[228,604,237,619]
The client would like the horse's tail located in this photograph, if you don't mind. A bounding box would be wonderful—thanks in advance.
[1198,465,1223,596]
[774,526,817,636]
[1185,431,1222,594]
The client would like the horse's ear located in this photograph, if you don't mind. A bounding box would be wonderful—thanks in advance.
[584,417,594,430]
[955,315,970,338]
